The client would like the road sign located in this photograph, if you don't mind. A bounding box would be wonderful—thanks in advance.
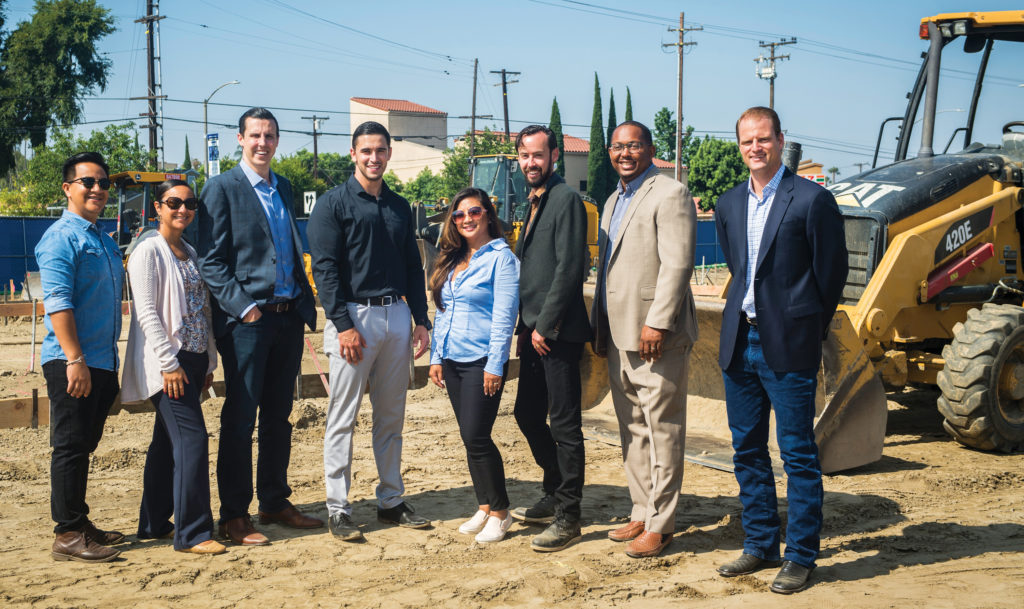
[304,191,317,214]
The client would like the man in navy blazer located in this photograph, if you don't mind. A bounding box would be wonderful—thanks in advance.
[713,107,847,593]
[197,108,321,546]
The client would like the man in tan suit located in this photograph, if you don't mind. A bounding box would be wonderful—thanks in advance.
[592,121,697,558]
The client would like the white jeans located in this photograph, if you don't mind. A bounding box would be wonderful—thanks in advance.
[323,301,412,516]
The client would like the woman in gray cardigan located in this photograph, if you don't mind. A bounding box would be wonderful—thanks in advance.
[122,180,223,555]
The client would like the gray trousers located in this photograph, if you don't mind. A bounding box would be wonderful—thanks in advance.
[323,301,411,516]
[608,336,690,534]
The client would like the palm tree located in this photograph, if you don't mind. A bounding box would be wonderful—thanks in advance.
[827,166,840,184]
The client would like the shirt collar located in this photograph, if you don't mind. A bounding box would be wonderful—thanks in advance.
[345,175,392,200]
[617,163,657,196]
[61,208,97,229]
[240,159,278,189]
[747,164,786,201]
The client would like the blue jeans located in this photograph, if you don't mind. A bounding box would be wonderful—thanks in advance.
[722,324,822,568]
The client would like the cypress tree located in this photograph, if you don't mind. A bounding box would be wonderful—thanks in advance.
[605,89,618,192]
[624,87,633,122]
[587,73,607,210]
[183,136,191,170]
[549,97,566,177]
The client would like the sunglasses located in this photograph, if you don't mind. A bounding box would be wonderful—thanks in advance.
[67,177,111,190]
[160,197,199,211]
[451,206,484,222]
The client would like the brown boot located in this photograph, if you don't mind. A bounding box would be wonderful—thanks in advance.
[52,530,121,563]
[83,520,126,545]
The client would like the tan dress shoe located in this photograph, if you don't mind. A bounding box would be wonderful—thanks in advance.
[177,540,227,555]
[625,531,672,558]
[258,504,324,529]
[52,530,121,563]
[608,521,645,542]
[218,516,270,546]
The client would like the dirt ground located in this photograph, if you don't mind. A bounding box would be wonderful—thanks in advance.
[0,313,1023,608]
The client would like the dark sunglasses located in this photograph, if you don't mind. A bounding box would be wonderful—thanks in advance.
[451,206,484,222]
[67,177,111,190]
[160,197,199,211]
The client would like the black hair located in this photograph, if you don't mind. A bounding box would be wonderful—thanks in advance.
[515,125,557,151]
[238,107,279,136]
[62,152,109,182]
[153,179,192,202]
[352,121,391,148]
[613,121,654,147]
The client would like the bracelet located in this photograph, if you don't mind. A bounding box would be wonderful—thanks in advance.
[66,356,85,367]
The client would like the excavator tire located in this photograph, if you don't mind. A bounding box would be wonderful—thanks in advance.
[937,304,1024,452]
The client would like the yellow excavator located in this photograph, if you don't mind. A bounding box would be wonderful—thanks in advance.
[691,11,1024,473]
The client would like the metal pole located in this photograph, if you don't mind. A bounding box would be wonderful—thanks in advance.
[470,59,478,160]
[500,69,510,140]
[675,13,684,182]
[203,80,240,176]
[30,299,37,372]
[918,21,943,158]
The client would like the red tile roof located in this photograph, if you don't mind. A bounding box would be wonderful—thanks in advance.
[652,158,675,168]
[350,97,446,116]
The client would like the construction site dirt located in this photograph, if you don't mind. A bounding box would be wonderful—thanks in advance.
[0,310,1022,608]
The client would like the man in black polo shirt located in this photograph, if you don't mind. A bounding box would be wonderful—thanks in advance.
[308,121,432,541]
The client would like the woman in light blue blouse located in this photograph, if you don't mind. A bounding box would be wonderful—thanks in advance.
[428,187,520,543]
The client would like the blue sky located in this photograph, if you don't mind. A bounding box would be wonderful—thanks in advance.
[6,1,1024,179]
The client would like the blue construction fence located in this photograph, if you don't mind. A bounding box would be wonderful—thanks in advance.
[0,216,724,293]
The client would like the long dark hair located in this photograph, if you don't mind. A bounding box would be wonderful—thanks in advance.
[429,187,503,311]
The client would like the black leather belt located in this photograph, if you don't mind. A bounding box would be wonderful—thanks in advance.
[744,314,758,327]
[260,300,295,313]
[353,295,400,307]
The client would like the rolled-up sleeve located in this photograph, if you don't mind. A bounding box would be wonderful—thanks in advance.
[35,230,77,314]
[486,252,520,376]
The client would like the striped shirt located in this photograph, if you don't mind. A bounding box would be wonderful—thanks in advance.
[741,164,786,319]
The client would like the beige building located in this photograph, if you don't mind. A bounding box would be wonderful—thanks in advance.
[349,97,447,182]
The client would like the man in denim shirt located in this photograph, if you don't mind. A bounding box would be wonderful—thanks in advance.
[36,152,125,563]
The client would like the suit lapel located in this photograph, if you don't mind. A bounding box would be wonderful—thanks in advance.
[608,173,655,263]
[235,166,274,242]
[755,170,794,274]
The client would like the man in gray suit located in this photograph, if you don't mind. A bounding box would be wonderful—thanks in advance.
[592,121,697,558]
[197,107,321,547]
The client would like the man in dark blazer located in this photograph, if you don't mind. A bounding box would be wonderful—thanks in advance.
[714,107,847,593]
[511,125,592,552]
[197,107,321,547]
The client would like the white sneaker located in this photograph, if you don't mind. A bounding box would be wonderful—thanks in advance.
[475,513,513,543]
[458,510,489,535]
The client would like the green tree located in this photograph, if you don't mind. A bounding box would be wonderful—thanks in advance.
[624,87,633,122]
[827,166,840,184]
[653,107,676,162]
[182,136,192,171]
[0,0,116,176]
[398,167,445,204]
[687,137,748,211]
[271,152,327,202]
[587,73,608,208]
[438,127,514,201]
[605,88,618,191]
[549,97,565,177]
[0,123,148,215]
[680,125,700,168]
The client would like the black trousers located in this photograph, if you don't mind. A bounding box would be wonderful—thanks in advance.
[443,358,509,511]
[137,350,214,550]
[43,361,119,534]
[513,338,585,519]
[215,308,304,522]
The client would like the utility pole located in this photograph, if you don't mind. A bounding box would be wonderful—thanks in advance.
[754,37,796,109]
[471,59,478,159]
[853,161,868,174]
[663,12,701,182]
[490,68,520,141]
[301,115,329,181]
[133,1,166,169]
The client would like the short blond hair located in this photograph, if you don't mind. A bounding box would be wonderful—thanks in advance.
[735,106,781,140]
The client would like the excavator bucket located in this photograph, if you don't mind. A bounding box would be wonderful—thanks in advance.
[688,299,888,474]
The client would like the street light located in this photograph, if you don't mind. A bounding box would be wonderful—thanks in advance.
[203,80,240,174]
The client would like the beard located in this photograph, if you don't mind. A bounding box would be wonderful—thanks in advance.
[524,164,553,188]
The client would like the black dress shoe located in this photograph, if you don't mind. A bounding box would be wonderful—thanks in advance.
[770,560,814,594]
[377,502,430,529]
[329,513,364,541]
[716,552,782,577]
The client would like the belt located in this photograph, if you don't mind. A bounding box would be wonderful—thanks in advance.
[744,314,758,327]
[260,300,295,313]
[353,294,400,307]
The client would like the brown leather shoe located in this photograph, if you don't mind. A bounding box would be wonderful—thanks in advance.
[83,520,125,545]
[608,521,645,542]
[218,516,270,546]
[625,531,672,558]
[176,539,227,555]
[52,530,120,563]
[258,504,324,529]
